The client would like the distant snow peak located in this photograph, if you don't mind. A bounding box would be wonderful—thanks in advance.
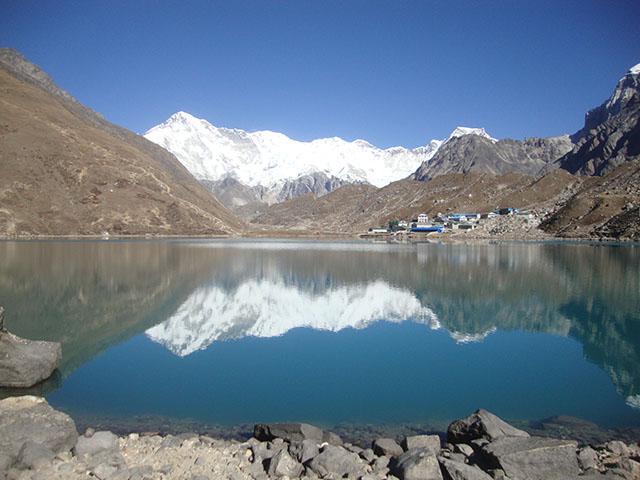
[143,112,442,191]
[447,126,496,143]
[628,63,640,76]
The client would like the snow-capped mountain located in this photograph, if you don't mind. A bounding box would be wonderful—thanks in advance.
[143,112,492,203]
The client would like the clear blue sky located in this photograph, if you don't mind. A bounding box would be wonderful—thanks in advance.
[2,1,639,147]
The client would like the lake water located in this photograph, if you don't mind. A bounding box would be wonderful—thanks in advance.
[1,239,639,440]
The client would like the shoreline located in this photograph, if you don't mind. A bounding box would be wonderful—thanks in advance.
[1,397,638,479]
[0,232,638,245]
[61,410,640,449]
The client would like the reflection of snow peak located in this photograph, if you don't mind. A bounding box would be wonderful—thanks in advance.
[146,280,440,356]
[626,395,640,409]
[450,327,497,344]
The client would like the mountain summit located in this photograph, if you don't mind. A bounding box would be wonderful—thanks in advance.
[556,62,640,175]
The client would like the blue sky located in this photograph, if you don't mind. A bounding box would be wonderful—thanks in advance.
[2,1,639,147]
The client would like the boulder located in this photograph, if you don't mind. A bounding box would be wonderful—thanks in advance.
[438,457,493,480]
[447,409,529,444]
[0,396,77,467]
[15,441,55,470]
[267,449,304,478]
[307,444,366,478]
[288,439,319,464]
[0,330,61,388]
[481,436,579,480]
[453,444,475,457]
[254,423,324,443]
[393,448,443,480]
[577,446,600,471]
[322,430,343,446]
[373,438,404,457]
[402,435,441,455]
[74,430,119,457]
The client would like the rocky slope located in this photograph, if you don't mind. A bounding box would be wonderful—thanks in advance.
[0,49,242,236]
[557,63,640,176]
[251,169,581,234]
[413,134,573,180]
[540,159,640,240]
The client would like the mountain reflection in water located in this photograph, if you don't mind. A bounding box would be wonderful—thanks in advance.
[0,239,638,424]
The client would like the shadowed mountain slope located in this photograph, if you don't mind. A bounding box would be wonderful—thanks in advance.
[557,65,640,176]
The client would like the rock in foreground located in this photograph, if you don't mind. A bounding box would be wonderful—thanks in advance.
[0,396,77,472]
[0,307,61,388]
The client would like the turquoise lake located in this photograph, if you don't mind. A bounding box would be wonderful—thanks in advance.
[1,239,639,438]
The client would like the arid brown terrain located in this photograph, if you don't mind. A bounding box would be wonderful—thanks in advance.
[0,49,242,236]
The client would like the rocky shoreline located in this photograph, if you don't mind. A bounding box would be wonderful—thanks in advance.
[1,396,638,480]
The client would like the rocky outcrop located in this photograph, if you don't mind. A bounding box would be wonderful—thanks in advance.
[557,64,640,176]
[0,308,61,388]
[413,135,572,181]
[277,172,354,202]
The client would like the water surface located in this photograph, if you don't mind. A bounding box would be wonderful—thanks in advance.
[1,239,639,436]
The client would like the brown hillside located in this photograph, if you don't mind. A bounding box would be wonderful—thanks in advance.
[251,170,583,234]
[541,160,640,240]
[0,50,242,236]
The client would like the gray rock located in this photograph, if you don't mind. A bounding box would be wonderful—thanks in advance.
[482,436,579,480]
[402,435,441,455]
[577,446,600,471]
[15,441,55,470]
[288,439,319,464]
[453,444,475,457]
[0,306,5,331]
[606,440,631,457]
[0,330,61,388]
[393,448,443,480]
[322,430,343,446]
[373,455,390,471]
[439,457,493,480]
[447,409,530,444]
[254,423,324,443]
[267,449,304,478]
[0,396,77,467]
[160,435,182,448]
[74,430,119,457]
[344,443,363,454]
[307,445,365,478]
[373,438,404,457]
[360,448,376,463]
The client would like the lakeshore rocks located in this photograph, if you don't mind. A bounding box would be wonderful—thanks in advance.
[392,448,443,480]
[2,400,639,479]
[0,396,77,466]
[373,438,404,457]
[438,457,493,480]
[254,423,325,444]
[481,436,580,480]
[0,308,61,388]
[447,409,529,444]
[402,435,441,455]
[74,430,120,457]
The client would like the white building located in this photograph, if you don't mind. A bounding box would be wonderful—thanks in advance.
[417,213,429,225]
